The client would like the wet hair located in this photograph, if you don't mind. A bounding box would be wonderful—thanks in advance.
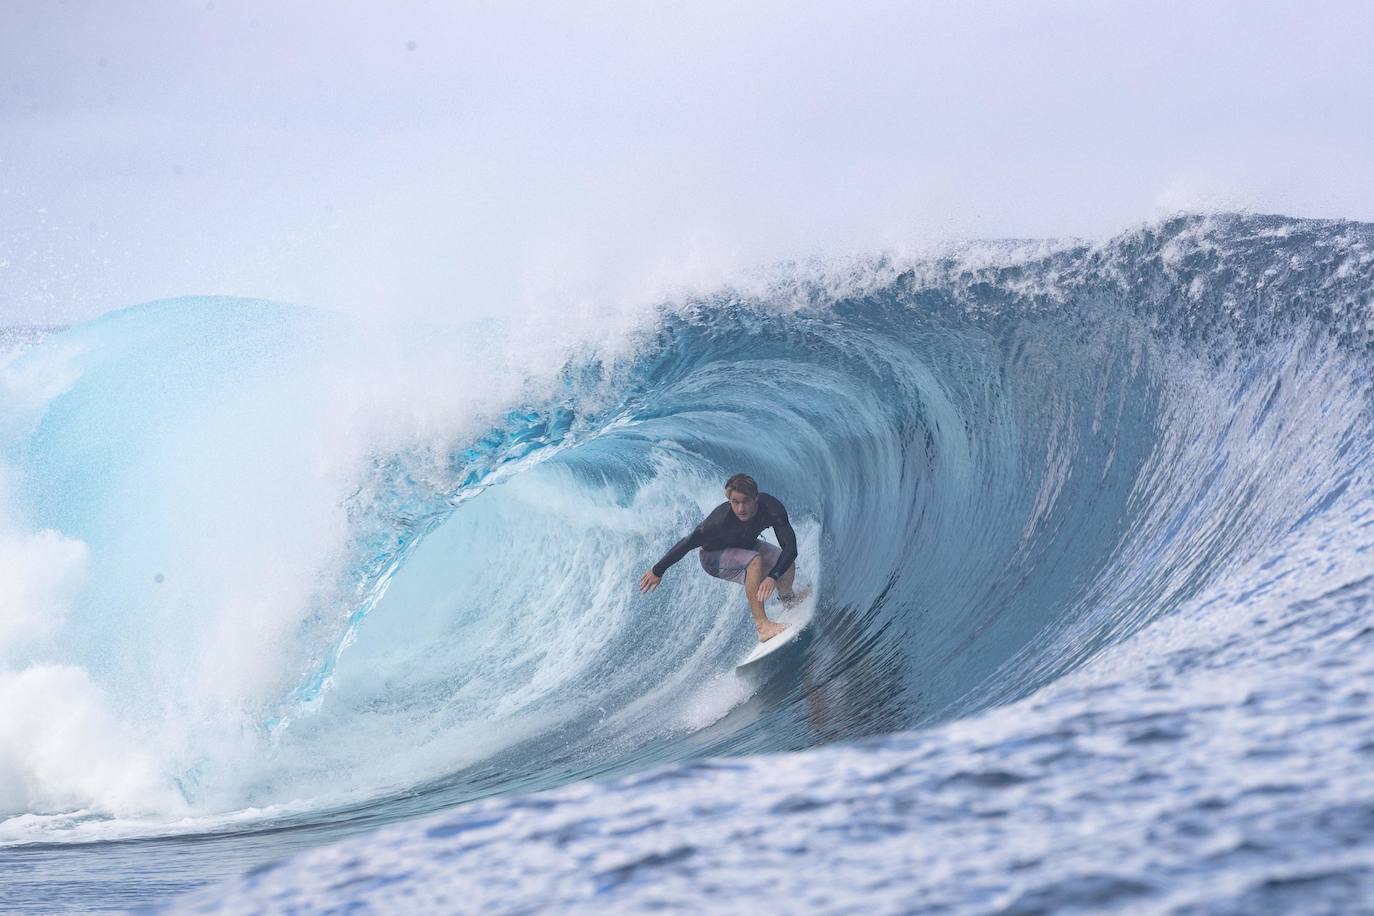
[725,473,758,498]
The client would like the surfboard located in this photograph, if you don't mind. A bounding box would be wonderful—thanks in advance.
[735,586,814,672]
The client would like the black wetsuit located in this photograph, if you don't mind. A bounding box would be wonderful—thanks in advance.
[652,493,798,581]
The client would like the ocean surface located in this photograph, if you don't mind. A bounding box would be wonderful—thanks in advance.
[2,214,1373,913]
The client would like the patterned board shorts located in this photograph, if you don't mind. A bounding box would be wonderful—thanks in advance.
[699,539,783,585]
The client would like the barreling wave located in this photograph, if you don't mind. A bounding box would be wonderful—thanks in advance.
[2,212,1371,844]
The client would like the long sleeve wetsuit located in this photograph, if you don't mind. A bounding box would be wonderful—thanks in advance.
[652,493,798,581]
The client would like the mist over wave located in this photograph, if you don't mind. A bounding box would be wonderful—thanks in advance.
[2,214,1372,897]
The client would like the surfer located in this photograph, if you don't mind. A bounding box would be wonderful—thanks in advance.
[640,473,802,642]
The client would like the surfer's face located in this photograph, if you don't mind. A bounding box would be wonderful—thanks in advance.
[728,490,758,521]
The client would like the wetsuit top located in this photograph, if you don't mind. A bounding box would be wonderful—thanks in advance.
[652,492,797,581]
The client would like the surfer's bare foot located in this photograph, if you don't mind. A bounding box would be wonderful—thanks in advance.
[779,585,812,609]
[756,619,788,642]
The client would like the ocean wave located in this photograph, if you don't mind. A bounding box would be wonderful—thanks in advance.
[2,214,1371,879]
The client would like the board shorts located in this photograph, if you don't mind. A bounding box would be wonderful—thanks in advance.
[699,539,782,585]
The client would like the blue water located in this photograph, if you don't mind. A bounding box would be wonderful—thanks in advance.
[2,214,1373,913]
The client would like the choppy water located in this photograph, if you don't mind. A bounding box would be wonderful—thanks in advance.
[3,213,1373,913]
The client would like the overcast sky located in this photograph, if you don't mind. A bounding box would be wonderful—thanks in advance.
[3,0,1373,325]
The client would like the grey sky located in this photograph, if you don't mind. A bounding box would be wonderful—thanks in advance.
[3,1,1373,325]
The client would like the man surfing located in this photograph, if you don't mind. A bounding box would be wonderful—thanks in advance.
[639,473,806,642]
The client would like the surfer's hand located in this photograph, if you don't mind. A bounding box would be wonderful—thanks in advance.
[639,570,661,594]
[757,576,776,604]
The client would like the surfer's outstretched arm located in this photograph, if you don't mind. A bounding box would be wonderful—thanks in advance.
[640,526,704,593]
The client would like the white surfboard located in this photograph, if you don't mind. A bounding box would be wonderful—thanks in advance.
[735,586,815,672]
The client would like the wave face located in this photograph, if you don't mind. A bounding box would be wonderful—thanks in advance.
[3,214,1374,909]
